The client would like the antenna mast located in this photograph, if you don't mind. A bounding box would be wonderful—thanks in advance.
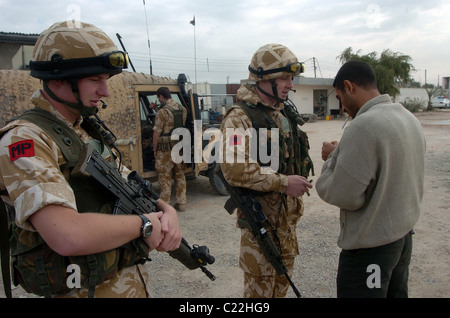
[143,0,153,75]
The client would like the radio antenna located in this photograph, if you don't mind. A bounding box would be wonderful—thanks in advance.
[143,0,153,75]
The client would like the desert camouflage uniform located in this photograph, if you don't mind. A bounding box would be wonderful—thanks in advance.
[153,98,188,206]
[220,84,304,298]
[0,90,152,298]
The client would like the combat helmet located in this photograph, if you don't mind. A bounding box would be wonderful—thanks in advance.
[29,21,128,116]
[248,43,304,103]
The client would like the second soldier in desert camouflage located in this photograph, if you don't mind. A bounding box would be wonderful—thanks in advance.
[220,44,313,298]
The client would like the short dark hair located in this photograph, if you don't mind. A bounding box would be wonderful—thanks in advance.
[156,86,171,99]
[333,60,377,91]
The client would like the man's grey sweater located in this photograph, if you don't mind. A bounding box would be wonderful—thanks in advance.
[316,94,426,250]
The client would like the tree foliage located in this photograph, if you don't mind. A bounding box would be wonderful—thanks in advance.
[337,47,415,99]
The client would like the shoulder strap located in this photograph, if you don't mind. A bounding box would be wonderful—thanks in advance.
[238,101,277,129]
[17,108,85,170]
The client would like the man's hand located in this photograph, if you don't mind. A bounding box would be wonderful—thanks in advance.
[155,199,182,252]
[321,141,338,161]
[149,102,158,111]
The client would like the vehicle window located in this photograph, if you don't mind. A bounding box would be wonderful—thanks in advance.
[139,93,184,109]
[139,101,148,121]
[138,92,186,127]
[170,94,184,106]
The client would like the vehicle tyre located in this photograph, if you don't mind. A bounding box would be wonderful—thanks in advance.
[208,163,229,196]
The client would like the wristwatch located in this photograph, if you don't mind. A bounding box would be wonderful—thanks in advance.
[138,214,153,238]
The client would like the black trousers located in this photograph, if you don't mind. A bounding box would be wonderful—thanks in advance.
[336,231,413,298]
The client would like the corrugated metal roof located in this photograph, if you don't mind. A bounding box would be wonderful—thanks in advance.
[0,32,39,45]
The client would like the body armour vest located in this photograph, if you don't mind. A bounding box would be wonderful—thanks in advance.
[162,105,185,136]
[238,102,314,178]
[4,108,148,298]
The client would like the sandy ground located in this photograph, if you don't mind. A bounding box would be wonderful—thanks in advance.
[1,109,449,298]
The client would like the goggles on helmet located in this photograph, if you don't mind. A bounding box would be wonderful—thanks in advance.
[102,51,129,69]
[30,51,129,73]
[249,62,305,79]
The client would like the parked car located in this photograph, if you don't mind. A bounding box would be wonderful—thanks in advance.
[431,96,450,108]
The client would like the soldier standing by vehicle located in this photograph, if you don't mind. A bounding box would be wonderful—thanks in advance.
[220,43,313,297]
[0,21,181,298]
[152,87,188,212]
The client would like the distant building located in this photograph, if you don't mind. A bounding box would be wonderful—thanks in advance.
[291,76,340,116]
[0,32,39,70]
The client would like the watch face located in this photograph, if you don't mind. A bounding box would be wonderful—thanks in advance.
[139,215,153,238]
[143,222,153,238]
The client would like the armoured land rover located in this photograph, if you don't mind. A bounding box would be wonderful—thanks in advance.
[0,69,228,196]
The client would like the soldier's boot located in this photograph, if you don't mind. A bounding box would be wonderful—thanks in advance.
[174,203,186,212]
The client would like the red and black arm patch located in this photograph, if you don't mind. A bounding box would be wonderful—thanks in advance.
[229,135,242,146]
[8,139,35,162]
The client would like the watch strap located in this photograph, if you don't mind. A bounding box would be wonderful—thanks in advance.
[138,214,152,238]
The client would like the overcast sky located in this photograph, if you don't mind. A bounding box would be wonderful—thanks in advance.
[1,0,449,85]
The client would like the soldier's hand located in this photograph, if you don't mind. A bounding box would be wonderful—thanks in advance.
[285,175,313,197]
[143,212,164,251]
[155,200,182,252]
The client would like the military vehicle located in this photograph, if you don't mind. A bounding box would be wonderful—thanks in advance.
[0,69,228,196]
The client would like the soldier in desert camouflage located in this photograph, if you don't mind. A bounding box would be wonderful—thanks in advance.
[152,87,188,212]
[0,21,181,298]
[220,43,313,298]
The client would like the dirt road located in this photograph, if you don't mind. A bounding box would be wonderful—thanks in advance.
[2,110,449,298]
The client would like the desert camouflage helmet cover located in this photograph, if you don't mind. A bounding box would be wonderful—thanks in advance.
[30,21,125,80]
[248,43,302,82]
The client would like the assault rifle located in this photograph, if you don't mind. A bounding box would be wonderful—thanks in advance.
[216,169,301,298]
[72,143,216,281]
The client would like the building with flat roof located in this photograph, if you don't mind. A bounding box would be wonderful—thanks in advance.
[0,32,39,70]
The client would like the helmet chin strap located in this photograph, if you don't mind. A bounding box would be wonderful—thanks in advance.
[256,80,286,105]
[43,80,98,118]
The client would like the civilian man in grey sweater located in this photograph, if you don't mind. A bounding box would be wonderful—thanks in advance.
[316,61,426,297]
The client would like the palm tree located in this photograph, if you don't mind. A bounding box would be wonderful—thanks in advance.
[424,85,442,111]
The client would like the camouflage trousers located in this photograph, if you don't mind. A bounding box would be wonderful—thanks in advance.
[240,227,297,298]
[155,150,186,205]
[56,264,152,298]
[243,258,295,298]
[238,193,303,298]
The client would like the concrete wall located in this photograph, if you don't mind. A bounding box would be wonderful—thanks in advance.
[395,88,429,108]
[12,45,34,70]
